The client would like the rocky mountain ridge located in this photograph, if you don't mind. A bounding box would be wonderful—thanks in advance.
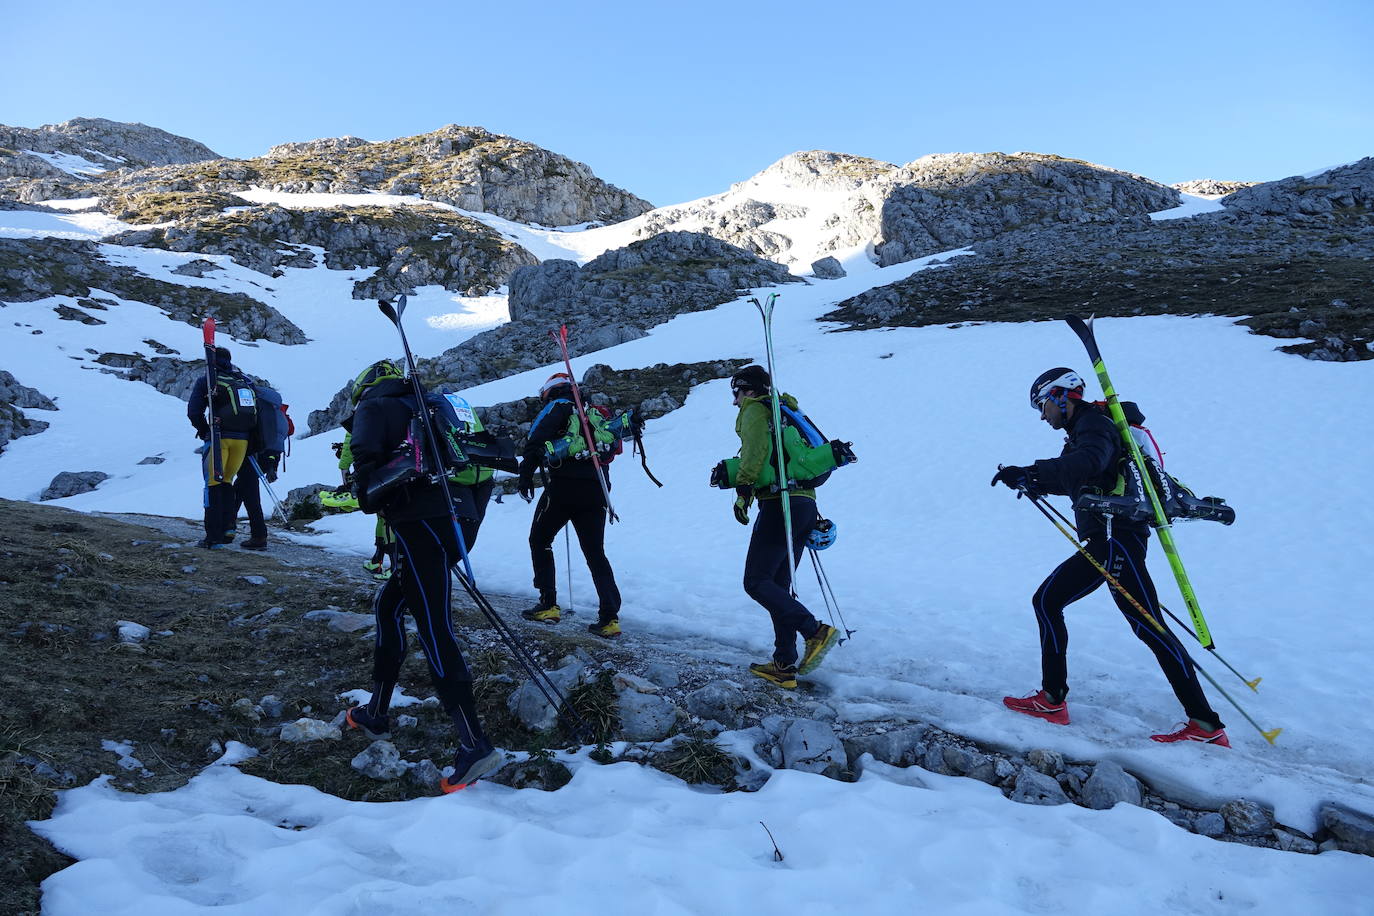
[624,149,1181,272]
[830,157,1374,361]
[0,118,220,191]
[4,124,652,228]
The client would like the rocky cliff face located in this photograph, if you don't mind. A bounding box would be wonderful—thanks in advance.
[1220,158,1373,222]
[1173,179,1258,198]
[307,232,799,433]
[0,370,57,455]
[11,125,652,228]
[0,237,307,345]
[622,150,1179,273]
[828,160,1374,362]
[873,152,1179,266]
[108,204,539,298]
[0,118,221,191]
[630,151,898,266]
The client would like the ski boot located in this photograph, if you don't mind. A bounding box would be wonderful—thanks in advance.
[521,602,561,624]
[587,618,621,639]
[749,660,798,689]
[798,623,839,674]
[1002,690,1070,725]
[344,706,392,740]
[362,559,391,581]
[439,742,503,793]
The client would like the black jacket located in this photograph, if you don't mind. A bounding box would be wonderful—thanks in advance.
[1032,405,1144,538]
[518,396,607,486]
[349,378,450,522]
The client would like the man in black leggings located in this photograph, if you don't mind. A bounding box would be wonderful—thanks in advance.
[346,360,502,791]
[517,373,622,638]
[992,367,1228,747]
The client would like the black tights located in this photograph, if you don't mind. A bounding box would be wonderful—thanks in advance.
[1032,529,1220,726]
[369,517,485,747]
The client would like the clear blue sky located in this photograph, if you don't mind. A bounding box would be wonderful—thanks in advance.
[4,0,1371,206]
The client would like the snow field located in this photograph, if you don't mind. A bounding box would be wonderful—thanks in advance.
[5,194,1374,910]
[32,759,1373,915]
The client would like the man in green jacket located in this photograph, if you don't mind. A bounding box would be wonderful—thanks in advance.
[730,365,839,688]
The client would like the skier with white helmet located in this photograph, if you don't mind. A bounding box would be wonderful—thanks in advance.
[991,368,1229,746]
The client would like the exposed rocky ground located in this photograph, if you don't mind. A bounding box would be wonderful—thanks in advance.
[631,150,898,265]
[2,125,651,228]
[0,371,56,456]
[873,152,1179,266]
[0,118,220,191]
[108,203,540,299]
[1173,179,1260,198]
[624,151,1180,272]
[5,498,1371,915]
[0,237,306,345]
[306,232,798,434]
[829,159,1374,361]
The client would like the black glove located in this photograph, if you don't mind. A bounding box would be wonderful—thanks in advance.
[991,465,1040,498]
[733,486,753,526]
[194,425,210,441]
[518,474,536,502]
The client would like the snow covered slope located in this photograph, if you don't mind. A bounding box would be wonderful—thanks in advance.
[4,183,1372,911]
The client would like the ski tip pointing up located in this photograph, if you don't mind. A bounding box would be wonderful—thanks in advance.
[1064,314,1102,361]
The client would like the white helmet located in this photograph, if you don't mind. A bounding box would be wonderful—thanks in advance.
[1029,367,1085,410]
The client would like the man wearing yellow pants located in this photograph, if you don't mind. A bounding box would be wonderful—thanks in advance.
[188,346,258,549]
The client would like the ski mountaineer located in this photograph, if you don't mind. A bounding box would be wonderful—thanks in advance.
[517,372,623,638]
[186,345,256,549]
[991,367,1229,746]
[346,359,502,791]
[729,365,839,689]
[225,374,285,551]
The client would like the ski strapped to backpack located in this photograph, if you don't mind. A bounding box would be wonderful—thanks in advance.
[711,401,857,491]
[1073,399,1235,526]
[550,324,618,523]
[1065,315,1219,649]
[201,317,223,482]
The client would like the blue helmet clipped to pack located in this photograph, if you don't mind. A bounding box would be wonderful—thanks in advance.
[807,517,838,551]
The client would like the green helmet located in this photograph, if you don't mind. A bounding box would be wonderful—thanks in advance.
[351,359,404,404]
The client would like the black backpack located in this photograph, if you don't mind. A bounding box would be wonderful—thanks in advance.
[213,369,259,433]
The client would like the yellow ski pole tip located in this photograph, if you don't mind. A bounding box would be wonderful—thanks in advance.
[1262,728,1282,746]
[1246,677,1262,692]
